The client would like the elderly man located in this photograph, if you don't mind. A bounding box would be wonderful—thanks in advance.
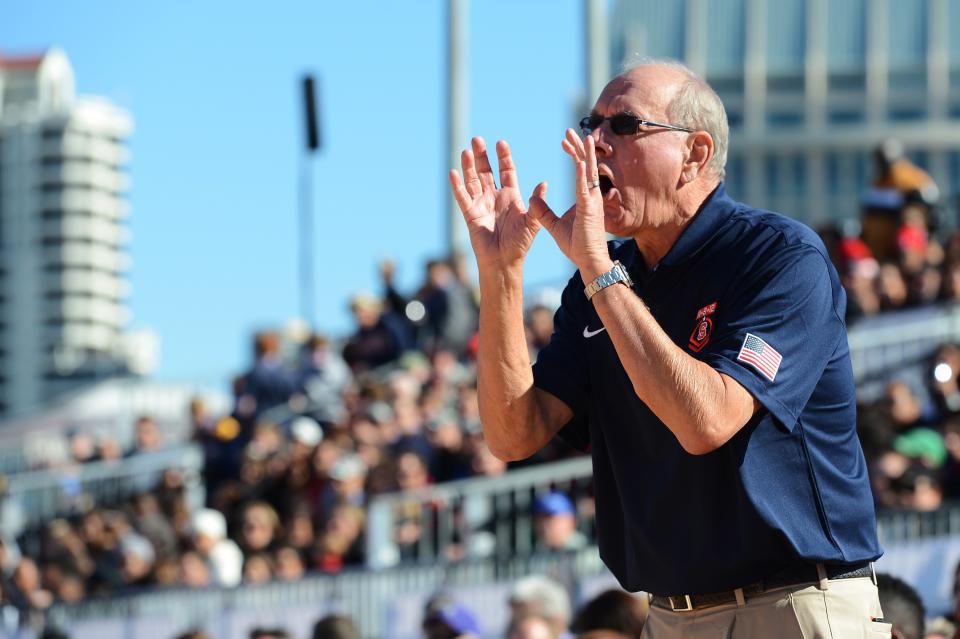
[449,60,886,637]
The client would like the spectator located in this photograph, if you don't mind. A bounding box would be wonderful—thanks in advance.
[414,259,478,354]
[190,509,243,587]
[68,430,97,464]
[242,553,273,584]
[250,629,291,639]
[319,454,367,522]
[924,617,956,639]
[507,614,555,639]
[396,450,431,492]
[313,504,365,572]
[879,262,910,311]
[119,533,156,587]
[532,492,587,552]
[525,304,555,361]
[236,331,297,423]
[95,430,123,462]
[239,502,282,555]
[283,502,316,556]
[876,573,924,639]
[570,589,648,639]
[425,412,471,483]
[422,602,481,639]
[8,558,53,613]
[273,546,305,582]
[312,614,361,639]
[342,292,410,372]
[0,536,21,578]
[178,551,211,589]
[298,335,352,427]
[508,576,572,639]
[128,416,164,456]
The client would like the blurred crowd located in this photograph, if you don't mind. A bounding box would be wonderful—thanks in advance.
[146,574,649,639]
[2,141,960,635]
[815,143,960,514]
[0,250,585,632]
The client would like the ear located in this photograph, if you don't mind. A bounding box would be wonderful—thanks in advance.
[682,131,714,183]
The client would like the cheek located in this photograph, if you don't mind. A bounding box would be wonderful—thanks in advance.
[623,142,683,186]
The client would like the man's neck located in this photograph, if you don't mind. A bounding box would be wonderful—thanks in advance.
[631,179,720,270]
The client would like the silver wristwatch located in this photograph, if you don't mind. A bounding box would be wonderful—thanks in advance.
[583,261,634,300]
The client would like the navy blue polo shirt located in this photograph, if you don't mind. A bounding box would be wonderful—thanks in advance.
[532,183,881,595]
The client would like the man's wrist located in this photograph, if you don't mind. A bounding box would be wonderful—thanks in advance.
[478,261,524,290]
[583,260,634,301]
[580,258,615,285]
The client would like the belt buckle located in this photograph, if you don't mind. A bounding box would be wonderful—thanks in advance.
[668,595,694,612]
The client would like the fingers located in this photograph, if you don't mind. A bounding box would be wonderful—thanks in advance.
[575,159,590,198]
[562,128,586,162]
[496,140,519,190]
[471,137,497,192]
[460,149,483,200]
[527,182,560,235]
[449,170,473,214]
[584,135,599,190]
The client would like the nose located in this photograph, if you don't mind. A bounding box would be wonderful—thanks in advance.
[591,127,612,157]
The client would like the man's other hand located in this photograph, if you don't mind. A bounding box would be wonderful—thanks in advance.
[449,137,544,272]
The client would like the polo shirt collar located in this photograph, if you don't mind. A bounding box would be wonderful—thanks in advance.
[661,182,736,267]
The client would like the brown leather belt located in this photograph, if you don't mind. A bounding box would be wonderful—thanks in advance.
[650,562,874,612]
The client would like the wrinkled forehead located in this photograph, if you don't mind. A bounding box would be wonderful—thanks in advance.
[593,68,680,118]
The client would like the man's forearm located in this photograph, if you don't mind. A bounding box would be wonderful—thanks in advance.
[476,266,554,461]
[588,279,756,454]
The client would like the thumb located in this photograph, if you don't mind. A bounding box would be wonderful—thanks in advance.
[528,182,560,235]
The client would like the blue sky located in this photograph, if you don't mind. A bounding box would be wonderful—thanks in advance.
[3,1,589,388]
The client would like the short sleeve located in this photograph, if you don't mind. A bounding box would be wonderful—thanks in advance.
[533,274,591,447]
[698,245,845,431]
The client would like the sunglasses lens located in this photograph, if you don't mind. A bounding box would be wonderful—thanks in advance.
[610,114,639,135]
[579,116,598,134]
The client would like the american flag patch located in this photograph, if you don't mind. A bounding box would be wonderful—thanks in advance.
[737,333,782,382]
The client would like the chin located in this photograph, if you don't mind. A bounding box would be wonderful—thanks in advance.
[602,206,633,237]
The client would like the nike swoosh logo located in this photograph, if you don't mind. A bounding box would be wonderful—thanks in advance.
[583,325,606,338]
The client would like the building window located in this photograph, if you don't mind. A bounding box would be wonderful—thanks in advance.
[40,127,65,140]
[767,112,804,128]
[828,73,867,93]
[725,156,745,200]
[888,107,926,121]
[828,110,864,125]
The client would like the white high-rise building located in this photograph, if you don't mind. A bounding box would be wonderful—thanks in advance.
[0,48,154,417]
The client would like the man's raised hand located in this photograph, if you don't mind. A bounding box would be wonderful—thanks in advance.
[527,129,612,281]
[449,137,545,271]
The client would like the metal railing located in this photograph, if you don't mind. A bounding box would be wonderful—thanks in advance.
[45,520,960,639]
[1,444,205,533]
[876,502,960,543]
[365,454,960,569]
[47,547,608,639]
[847,303,960,383]
[366,456,595,569]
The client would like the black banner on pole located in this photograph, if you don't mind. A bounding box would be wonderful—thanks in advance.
[302,75,321,152]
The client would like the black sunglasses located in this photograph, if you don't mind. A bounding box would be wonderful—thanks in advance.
[579,112,694,136]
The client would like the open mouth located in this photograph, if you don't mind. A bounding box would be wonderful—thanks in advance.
[598,175,614,195]
[597,165,616,197]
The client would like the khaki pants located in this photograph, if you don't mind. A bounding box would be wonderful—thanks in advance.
[642,577,892,638]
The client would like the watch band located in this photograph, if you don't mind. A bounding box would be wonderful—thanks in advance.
[583,261,634,300]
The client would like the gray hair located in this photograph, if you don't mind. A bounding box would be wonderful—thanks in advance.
[509,575,572,625]
[619,57,729,180]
